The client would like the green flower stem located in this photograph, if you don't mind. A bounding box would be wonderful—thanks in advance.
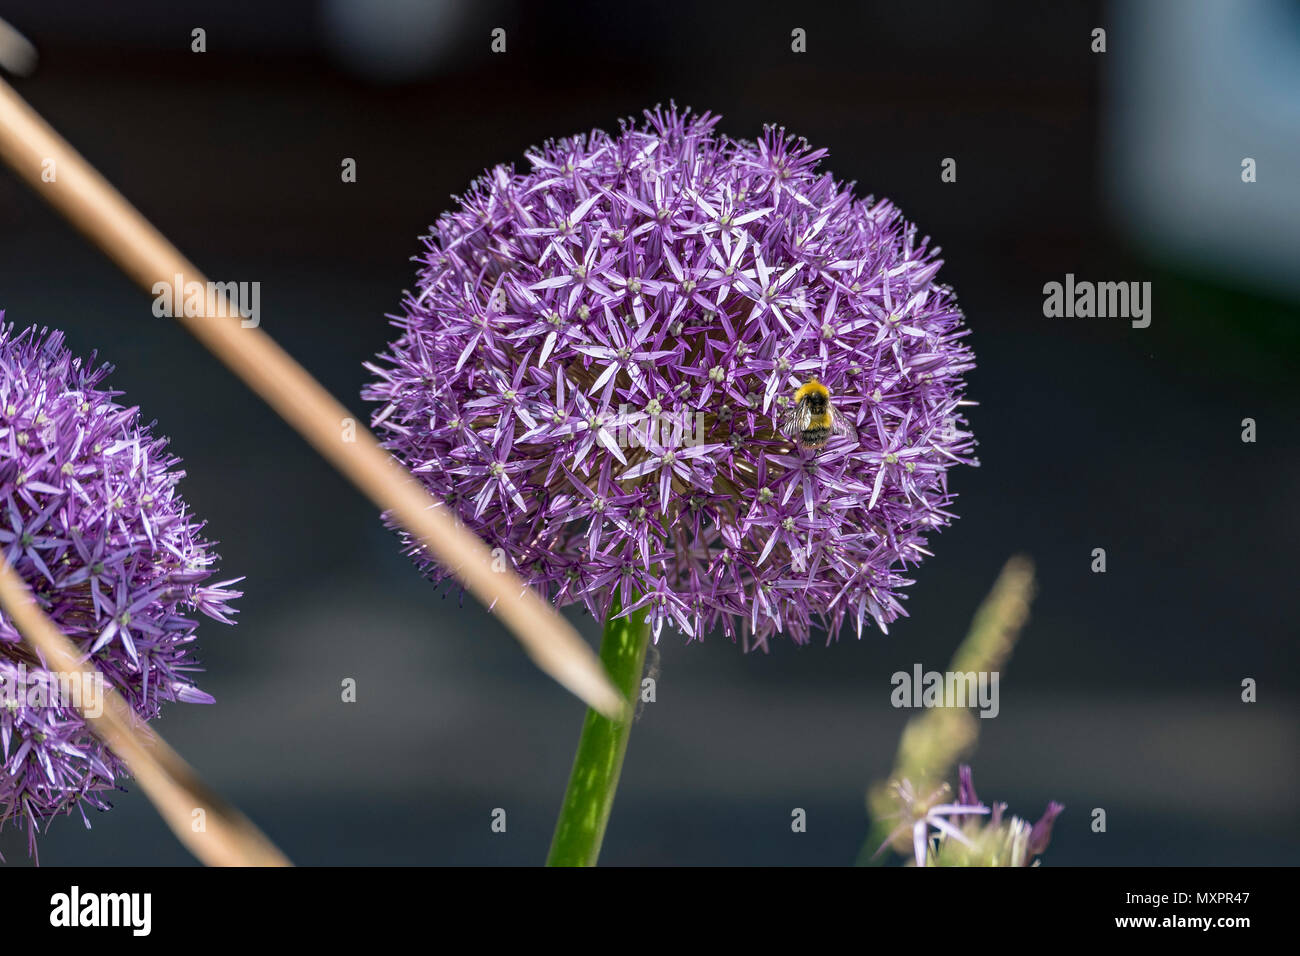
[546,593,650,867]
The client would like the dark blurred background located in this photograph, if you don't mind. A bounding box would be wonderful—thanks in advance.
[1,0,1297,865]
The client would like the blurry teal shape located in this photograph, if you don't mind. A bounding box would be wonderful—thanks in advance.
[1106,0,1300,302]
[320,0,470,82]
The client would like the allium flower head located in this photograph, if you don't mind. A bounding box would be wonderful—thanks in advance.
[881,765,1063,867]
[365,106,975,647]
[0,320,239,858]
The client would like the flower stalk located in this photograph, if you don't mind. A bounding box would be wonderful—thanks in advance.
[547,594,651,867]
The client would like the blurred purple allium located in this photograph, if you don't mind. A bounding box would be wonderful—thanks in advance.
[364,107,975,647]
[0,321,240,858]
[882,765,1062,866]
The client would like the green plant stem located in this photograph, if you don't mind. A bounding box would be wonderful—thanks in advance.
[546,593,650,866]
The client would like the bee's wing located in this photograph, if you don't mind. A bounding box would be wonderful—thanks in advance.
[780,398,813,440]
[829,406,859,445]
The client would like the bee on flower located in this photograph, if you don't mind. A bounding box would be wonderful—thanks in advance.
[364,105,977,649]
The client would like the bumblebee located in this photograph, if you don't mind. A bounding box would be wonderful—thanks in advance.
[779,378,858,450]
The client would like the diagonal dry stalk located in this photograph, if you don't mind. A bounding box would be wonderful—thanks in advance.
[0,75,623,721]
[0,560,291,866]
[865,554,1036,859]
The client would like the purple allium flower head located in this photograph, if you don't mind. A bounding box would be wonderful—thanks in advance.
[0,320,240,858]
[883,766,1062,866]
[364,106,975,648]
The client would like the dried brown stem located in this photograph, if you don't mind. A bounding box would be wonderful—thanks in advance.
[0,560,291,866]
[0,75,623,720]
